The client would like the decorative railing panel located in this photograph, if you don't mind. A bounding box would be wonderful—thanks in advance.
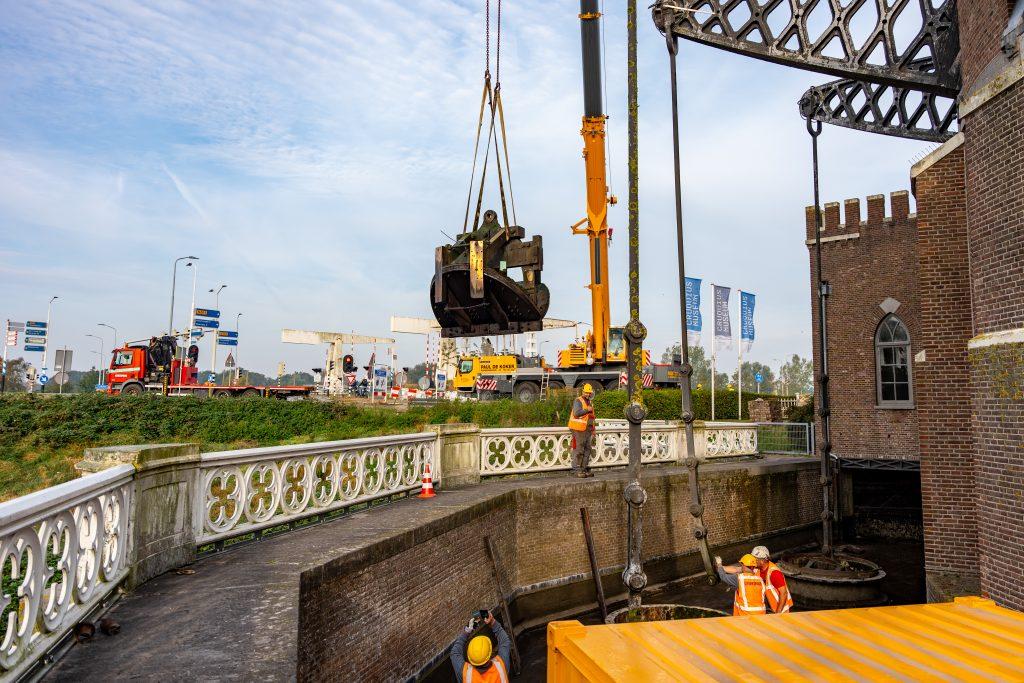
[197,433,436,544]
[0,465,133,679]
[480,422,679,475]
[702,422,758,457]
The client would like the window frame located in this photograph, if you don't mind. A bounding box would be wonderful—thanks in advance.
[874,314,914,409]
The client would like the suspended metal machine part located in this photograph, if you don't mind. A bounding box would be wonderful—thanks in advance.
[651,0,962,141]
[431,0,550,338]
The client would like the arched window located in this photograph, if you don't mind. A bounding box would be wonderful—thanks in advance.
[875,315,913,406]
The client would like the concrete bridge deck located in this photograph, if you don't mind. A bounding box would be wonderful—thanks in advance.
[44,457,811,682]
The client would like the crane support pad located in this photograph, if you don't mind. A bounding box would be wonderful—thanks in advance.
[548,597,1024,681]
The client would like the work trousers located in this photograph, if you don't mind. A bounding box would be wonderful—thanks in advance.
[571,429,594,472]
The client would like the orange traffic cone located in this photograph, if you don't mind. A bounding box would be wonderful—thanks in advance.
[418,462,436,499]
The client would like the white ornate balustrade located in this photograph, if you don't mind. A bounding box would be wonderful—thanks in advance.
[701,422,758,457]
[0,465,132,679]
[197,433,437,544]
[480,421,679,475]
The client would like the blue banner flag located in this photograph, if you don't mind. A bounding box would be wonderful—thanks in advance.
[684,277,702,346]
[713,285,732,351]
[740,291,756,353]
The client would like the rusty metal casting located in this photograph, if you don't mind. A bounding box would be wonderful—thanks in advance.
[652,0,960,94]
[622,0,649,609]
[799,71,957,142]
[665,32,717,583]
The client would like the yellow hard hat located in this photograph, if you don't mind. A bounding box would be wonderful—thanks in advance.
[582,383,594,394]
[467,635,492,667]
[739,554,758,568]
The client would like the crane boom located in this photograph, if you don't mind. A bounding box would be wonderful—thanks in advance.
[573,0,614,364]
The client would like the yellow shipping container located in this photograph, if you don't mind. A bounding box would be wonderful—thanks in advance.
[547,597,1024,681]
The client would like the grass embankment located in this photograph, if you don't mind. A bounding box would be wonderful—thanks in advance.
[0,388,783,501]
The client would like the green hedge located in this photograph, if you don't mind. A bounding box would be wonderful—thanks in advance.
[593,388,780,421]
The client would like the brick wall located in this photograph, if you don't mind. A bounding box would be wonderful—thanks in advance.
[805,192,920,460]
[910,139,980,594]
[958,0,1014,94]
[962,60,1024,610]
[296,462,818,681]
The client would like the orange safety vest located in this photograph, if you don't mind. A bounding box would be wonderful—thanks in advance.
[463,657,509,683]
[567,397,594,431]
[762,562,794,614]
[733,573,767,616]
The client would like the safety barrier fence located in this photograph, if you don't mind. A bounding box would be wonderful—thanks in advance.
[197,433,438,545]
[0,465,133,681]
[755,422,815,456]
[0,419,789,678]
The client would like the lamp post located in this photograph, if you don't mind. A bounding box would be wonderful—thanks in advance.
[43,296,59,376]
[168,256,199,335]
[209,285,226,378]
[234,312,243,383]
[86,333,104,389]
[98,323,118,349]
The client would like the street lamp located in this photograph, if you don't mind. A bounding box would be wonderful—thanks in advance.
[43,296,59,375]
[98,323,118,349]
[208,285,227,377]
[86,333,104,389]
[235,313,243,382]
[168,256,199,335]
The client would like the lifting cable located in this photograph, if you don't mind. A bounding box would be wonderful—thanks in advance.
[461,0,517,237]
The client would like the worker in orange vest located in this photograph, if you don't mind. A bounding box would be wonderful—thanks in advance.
[751,545,794,613]
[715,554,767,616]
[567,384,596,478]
[450,610,511,682]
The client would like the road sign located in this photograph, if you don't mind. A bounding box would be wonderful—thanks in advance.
[224,353,235,368]
[374,367,387,378]
[7,322,25,331]
[55,350,73,372]
[24,345,46,352]
[194,318,220,329]
[217,330,238,338]
[26,321,46,328]
[50,371,69,386]
[418,376,430,390]
[39,374,49,385]
[190,328,204,337]
[194,308,220,319]
[25,336,46,345]
[26,328,46,337]
[6,332,18,347]
[206,373,216,383]
[755,372,763,383]
[217,339,238,346]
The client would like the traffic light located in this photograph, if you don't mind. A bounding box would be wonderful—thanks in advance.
[343,354,355,373]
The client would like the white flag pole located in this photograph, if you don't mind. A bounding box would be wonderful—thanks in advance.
[710,282,716,421]
[737,289,743,420]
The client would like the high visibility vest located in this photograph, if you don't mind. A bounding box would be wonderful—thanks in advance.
[567,397,594,431]
[463,657,509,683]
[763,562,794,614]
[732,573,767,616]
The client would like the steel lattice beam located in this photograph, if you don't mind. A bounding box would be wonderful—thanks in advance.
[798,74,957,142]
[652,0,960,96]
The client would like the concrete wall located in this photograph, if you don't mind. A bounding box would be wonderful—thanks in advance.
[296,460,819,682]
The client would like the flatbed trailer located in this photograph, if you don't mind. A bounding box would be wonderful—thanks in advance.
[111,381,313,399]
[461,362,681,402]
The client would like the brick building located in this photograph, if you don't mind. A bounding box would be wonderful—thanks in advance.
[807,0,1024,610]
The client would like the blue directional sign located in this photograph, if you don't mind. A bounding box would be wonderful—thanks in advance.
[193,318,220,329]
[217,330,238,338]
[374,367,387,378]
[755,372,764,383]
[25,336,47,345]
[39,374,49,385]
[26,328,46,337]
[190,329,204,337]
[194,308,220,319]
[217,339,238,346]
[26,321,47,328]
[24,345,46,352]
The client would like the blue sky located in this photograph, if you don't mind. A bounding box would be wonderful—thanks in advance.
[0,1,935,378]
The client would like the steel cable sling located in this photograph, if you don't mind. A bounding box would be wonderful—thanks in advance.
[461,0,518,238]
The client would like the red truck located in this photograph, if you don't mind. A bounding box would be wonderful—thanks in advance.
[106,335,313,399]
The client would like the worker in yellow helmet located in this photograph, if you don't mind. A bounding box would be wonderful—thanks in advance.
[450,610,511,682]
[715,553,767,616]
[567,383,596,478]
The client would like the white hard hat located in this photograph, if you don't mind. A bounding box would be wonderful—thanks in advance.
[751,545,770,560]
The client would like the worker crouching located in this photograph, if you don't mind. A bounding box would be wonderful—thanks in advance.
[715,554,767,616]
[450,610,511,682]
[568,384,596,478]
